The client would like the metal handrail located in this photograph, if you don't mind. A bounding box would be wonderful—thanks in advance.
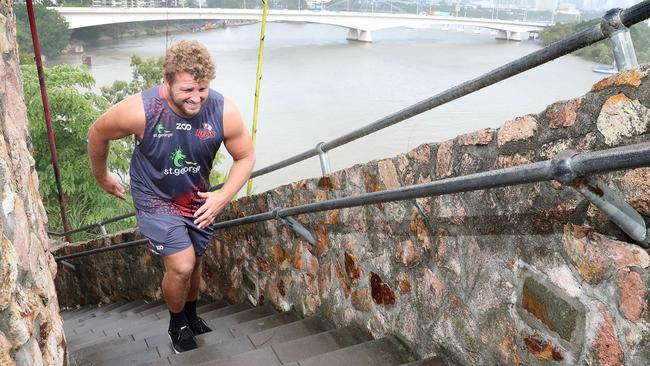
[50,2,650,238]
[55,141,650,261]
[47,212,135,237]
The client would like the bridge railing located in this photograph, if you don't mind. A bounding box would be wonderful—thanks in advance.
[51,2,650,253]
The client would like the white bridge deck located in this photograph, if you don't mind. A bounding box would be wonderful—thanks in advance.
[53,7,550,42]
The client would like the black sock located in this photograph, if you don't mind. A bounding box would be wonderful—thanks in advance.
[169,310,188,331]
[184,300,198,323]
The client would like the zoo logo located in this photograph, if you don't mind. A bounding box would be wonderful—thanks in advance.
[164,147,201,176]
[153,123,172,138]
[176,122,192,131]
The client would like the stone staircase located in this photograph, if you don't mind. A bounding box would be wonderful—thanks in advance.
[62,299,447,366]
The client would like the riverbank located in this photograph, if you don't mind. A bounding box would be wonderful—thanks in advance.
[65,19,258,55]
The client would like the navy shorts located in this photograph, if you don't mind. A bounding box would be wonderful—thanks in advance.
[136,210,214,257]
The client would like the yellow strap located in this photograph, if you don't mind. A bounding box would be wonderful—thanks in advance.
[247,0,269,196]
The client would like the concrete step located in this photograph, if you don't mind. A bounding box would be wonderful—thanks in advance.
[248,316,333,348]
[69,335,136,359]
[66,299,148,333]
[65,299,425,366]
[167,336,256,365]
[138,303,169,317]
[64,300,128,321]
[228,311,301,338]
[64,300,127,323]
[160,312,310,365]
[153,300,229,320]
[67,301,232,351]
[126,302,254,341]
[205,303,277,331]
[296,336,417,366]
[76,312,160,338]
[92,346,164,366]
[123,299,166,316]
[270,325,371,364]
[399,357,449,366]
[196,347,282,366]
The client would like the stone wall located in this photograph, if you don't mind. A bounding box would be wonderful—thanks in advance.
[54,67,650,365]
[0,1,67,365]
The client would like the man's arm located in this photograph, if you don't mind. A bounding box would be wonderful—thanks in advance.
[194,97,255,228]
[88,93,145,199]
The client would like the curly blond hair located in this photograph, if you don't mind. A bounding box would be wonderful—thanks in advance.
[164,40,216,84]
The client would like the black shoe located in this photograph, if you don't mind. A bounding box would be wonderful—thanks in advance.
[189,316,212,335]
[168,325,197,354]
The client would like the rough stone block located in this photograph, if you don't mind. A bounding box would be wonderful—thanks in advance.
[520,276,583,342]
[435,140,454,178]
[523,334,564,361]
[617,269,646,322]
[344,252,361,282]
[351,288,373,312]
[591,67,647,92]
[596,93,649,146]
[457,128,495,146]
[546,98,583,129]
[594,304,624,366]
[396,240,419,266]
[377,159,400,190]
[497,115,538,146]
[562,225,649,284]
[370,272,396,306]
[0,234,17,311]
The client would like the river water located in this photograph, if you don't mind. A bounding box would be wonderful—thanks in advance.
[54,22,604,193]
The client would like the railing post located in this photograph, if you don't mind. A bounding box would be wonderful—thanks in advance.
[602,8,638,72]
[316,142,331,175]
[100,225,107,236]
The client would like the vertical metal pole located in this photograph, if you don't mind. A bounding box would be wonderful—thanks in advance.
[602,8,638,72]
[100,225,108,236]
[316,142,331,175]
[25,0,72,243]
[246,0,269,196]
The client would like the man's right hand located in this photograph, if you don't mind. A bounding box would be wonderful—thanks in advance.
[97,173,126,200]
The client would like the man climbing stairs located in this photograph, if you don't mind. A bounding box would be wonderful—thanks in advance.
[62,299,448,365]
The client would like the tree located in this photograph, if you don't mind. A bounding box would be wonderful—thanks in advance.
[540,20,650,65]
[14,3,71,59]
[21,64,135,240]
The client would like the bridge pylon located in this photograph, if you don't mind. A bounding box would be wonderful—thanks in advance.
[346,29,372,43]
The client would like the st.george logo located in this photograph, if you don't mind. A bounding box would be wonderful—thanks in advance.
[153,123,172,138]
[164,148,201,176]
[196,123,217,140]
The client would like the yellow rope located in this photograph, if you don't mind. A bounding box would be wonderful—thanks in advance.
[246,0,269,196]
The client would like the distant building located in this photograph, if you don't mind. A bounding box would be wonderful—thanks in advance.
[535,0,558,10]
[91,0,180,7]
[557,2,577,10]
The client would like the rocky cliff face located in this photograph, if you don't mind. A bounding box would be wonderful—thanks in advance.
[53,64,650,365]
[0,1,66,365]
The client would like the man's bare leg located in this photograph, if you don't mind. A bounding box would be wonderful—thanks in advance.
[186,255,202,302]
[163,246,196,313]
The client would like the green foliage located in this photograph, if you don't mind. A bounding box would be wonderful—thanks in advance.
[14,3,71,59]
[21,64,135,240]
[209,152,228,187]
[101,55,165,104]
[540,20,650,65]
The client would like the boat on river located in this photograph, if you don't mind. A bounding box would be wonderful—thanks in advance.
[592,65,617,75]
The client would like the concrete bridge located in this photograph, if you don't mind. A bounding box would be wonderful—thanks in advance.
[52,7,550,42]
